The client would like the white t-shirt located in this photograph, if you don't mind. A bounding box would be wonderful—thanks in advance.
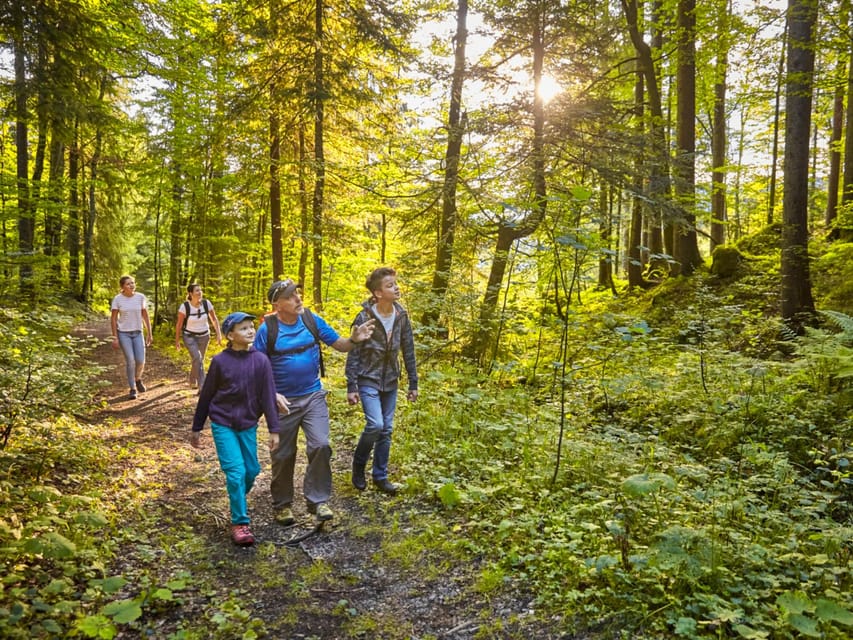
[111,292,148,332]
[180,300,214,334]
[371,304,396,340]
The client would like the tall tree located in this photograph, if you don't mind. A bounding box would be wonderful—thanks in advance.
[780,0,817,328]
[672,0,701,275]
[311,0,327,310]
[467,2,550,362]
[710,0,731,250]
[424,0,469,334]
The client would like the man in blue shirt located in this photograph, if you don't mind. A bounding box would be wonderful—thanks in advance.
[254,279,374,524]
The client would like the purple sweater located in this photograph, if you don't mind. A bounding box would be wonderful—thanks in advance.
[192,347,280,433]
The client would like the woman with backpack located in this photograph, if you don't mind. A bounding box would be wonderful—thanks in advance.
[175,283,222,389]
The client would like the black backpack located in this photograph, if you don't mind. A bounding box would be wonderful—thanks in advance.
[263,310,325,377]
[181,299,211,332]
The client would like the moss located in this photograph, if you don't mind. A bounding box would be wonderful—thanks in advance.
[811,241,853,314]
[710,245,745,278]
[736,222,782,256]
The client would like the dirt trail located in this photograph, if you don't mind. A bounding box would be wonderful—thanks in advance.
[81,318,545,640]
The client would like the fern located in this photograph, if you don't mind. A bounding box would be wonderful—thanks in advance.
[820,310,853,343]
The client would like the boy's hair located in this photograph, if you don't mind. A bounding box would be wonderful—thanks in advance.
[365,267,396,294]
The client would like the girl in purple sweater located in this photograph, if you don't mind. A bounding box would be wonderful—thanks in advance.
[191,312,281,546]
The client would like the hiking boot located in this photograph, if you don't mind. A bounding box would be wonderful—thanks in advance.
[129,388,138,400]
[274,507,295,526]
[373,478,401,495]
[135,379,147,392]
[314,503,334,522]
[231,524,255,546]
[352,461,367,491]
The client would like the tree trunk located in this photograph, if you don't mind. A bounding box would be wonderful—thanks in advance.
[13,4,33,290]
[622,0,666,272]
[45,133,65,281]
[780,0,817,329]
[466,12,548,362]
[298,125,309,286]
[69,120,81,292]
[82,81,107,304]
[597,181,615,292]
[840,7,853,242]
[768,22,786,225]
[710,0,730,250]
[673,0,701,275]
[628,64,647,289]
[311,0,326,310]
[269,0,284,280]
[270,106,283,280]
[824,50,844,237]
[424,0,468,333]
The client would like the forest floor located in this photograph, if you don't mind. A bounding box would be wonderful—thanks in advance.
[81,318,564,640]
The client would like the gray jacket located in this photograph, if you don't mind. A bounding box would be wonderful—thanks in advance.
[345,301,418,393]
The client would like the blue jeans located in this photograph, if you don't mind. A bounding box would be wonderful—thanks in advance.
[211,422,260,525]
[182,332,210,387]
[117,330,145,390]
[353,386,398,481]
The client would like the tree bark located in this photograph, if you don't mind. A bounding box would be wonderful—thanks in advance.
[710,0,730,250]
[780,0,817,328]
[311,0,326,310]
[424,0,468,334]
[13,3,33,290]
[673,0,701,275]
[269,0,284,280]
[768,22,786,225]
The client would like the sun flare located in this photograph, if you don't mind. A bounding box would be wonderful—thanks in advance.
[536,75,562,104]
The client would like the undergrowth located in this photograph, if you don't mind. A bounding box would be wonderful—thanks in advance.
[2,268,852,639]
[394,287,852,639]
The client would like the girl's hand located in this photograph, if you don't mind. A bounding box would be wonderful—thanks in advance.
[276,393,291,415]
[269,432,280,452]
[190,431,202,448]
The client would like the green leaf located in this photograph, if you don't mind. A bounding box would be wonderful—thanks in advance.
[621,473,676,497]
[75,614,116,639]
[776,591,812,615]
[787,613,821,637]
[102,598,143,624]
[151,588,173,601]
[733,624,768,639]
[674,617,696,636]
[815,599,853,625]
[74,511,109,527]
[438,482,461,508]
[91,576,128,594]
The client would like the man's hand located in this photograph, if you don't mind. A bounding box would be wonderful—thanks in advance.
[347,392,360,405]
[407,390,418,402]
[190,431,202,448]
[276,393,291,414]
[351,318,376,343]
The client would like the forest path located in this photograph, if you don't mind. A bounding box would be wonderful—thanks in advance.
[80,318,540,640]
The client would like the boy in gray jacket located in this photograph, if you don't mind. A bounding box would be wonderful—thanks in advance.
[346,267,418,495]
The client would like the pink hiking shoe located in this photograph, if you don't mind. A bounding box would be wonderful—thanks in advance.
[231,524,255,546]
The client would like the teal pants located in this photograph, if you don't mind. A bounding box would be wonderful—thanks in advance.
[211,422,260,525]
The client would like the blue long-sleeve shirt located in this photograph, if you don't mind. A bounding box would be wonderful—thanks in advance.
[192,347,280,433]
